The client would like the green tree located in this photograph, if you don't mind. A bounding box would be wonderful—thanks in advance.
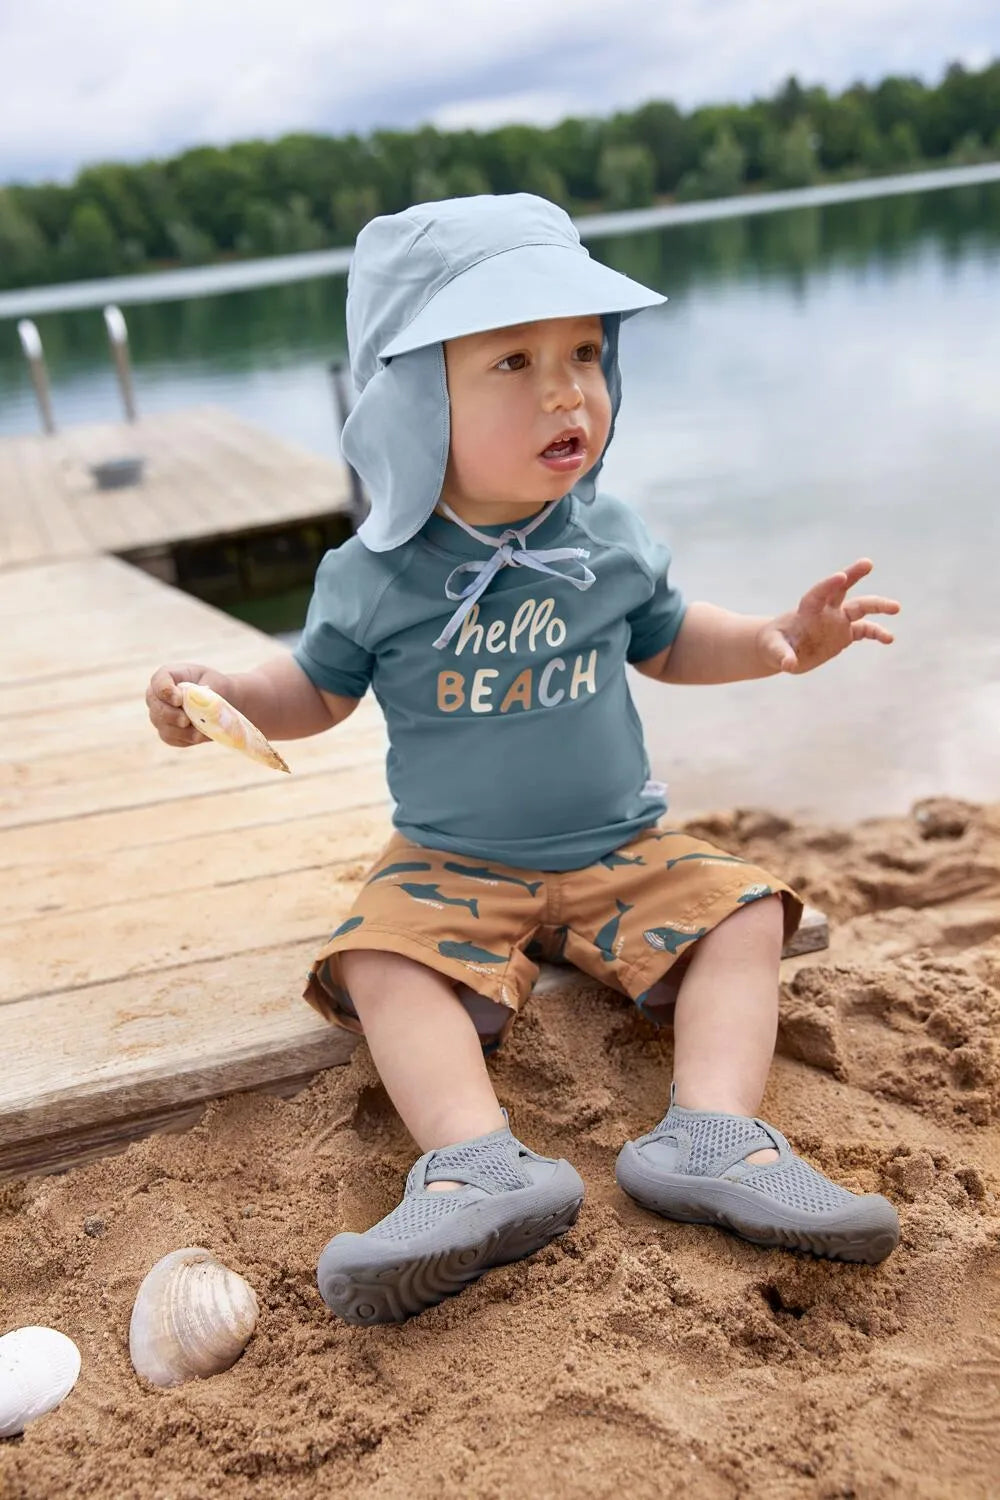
[701,128,746,195]
[169,146,258,250]
[543,116,605,202]
[626,100,696,191]
[764,119,820,187]
[520,160,570,207]
[445,162,491,197]
[58,200,119,278]
[74,163,154,252]
[595,142,656,209]
[813,94,874,171]
[949,131,988,165]
[0,190,49,286]
[771,75,808,128]
[411,166,449,203]
[331,184,381,238]
[236,193,328,255]
[165,219,215,265]
[885,121,920,168]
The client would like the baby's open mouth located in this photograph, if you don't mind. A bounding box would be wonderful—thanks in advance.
[540,435,583,458]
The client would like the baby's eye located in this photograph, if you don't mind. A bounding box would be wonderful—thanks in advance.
[495,343,600,372]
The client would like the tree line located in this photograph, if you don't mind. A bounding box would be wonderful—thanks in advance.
[0,60,997,291]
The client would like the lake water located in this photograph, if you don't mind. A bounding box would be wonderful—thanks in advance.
[2,182,998,824]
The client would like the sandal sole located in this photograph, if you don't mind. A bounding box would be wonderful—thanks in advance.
[318,1195,584,1324]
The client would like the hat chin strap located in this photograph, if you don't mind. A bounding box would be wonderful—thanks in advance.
[432,497,595,650]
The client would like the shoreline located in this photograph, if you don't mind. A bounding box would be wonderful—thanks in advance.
[3,161,999,320]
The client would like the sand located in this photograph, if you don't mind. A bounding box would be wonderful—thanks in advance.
[2,795,999,1500]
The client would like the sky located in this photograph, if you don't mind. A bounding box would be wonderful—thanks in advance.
[1,0,997,186]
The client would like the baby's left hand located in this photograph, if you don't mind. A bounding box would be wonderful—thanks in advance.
[756,559,900,675]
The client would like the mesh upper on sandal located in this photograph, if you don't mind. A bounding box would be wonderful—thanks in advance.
[649,1108,773,1175]
[643,1106,863,1214]
[368,1125,535,1243]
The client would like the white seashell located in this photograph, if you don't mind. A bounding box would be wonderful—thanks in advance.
[129,1247,259,1389]
[0,1325,81,1439]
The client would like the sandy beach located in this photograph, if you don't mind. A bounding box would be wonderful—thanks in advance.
[2,794,998,1499]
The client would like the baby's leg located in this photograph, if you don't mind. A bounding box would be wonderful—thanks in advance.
[672,894,784,1165]
[339,949,506,1189]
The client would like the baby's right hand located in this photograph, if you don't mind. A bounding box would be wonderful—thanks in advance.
[146,663,235,747]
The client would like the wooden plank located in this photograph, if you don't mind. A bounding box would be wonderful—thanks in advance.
[0,860,382,1003]
[0,439,53,567]
[0,691,383,773]
[0,407,354,566]
[783,905,829,958]
[0,758,389,867]
[0,726,385,828]
[0,797,392,919]
[0,636,286,717]
[0,944,359,1181]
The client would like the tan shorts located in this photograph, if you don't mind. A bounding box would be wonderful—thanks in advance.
[304,822,803,1055]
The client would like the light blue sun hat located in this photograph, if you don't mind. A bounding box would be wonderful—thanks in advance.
[339,193,667,553]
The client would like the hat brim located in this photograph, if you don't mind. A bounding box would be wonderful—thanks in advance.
[378,242,666,359]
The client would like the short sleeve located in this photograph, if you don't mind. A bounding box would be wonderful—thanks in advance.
[293,545,376,700]
[625,514,687,665]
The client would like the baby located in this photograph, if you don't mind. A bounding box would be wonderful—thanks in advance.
[147,193,903,1325]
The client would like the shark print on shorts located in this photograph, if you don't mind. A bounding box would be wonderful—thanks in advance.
[442,860,543,896]
[366,860,434,884]
[597,849,647,869]
[399,882,480,917]
[303,824,804,1051]
[437,939,509,964]
[737,883,774,903]
[643,923,708,953]
[593,899,634,962]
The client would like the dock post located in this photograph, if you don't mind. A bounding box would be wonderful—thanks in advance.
[103,304,138,422]
[16,320,56,434]
[328,359,369,528]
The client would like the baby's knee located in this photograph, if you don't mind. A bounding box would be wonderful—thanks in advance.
[339,948,459,1011]
[731,891,786,945]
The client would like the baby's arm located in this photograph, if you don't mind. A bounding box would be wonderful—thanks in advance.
[646,560,899,686]
[146,653,359,749]
[651,602,775,686]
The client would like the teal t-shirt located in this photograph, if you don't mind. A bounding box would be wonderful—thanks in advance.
[293,491,686,871]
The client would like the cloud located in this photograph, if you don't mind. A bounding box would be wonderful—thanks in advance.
[0,0,996,184]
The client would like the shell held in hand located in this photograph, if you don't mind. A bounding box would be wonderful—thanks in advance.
[178,681,290,773]
[129,1247,260,1389]
[0,1325,82,1439]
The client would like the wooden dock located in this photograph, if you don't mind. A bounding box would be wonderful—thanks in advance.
[0,552,397,1179]
[0,405,354,570]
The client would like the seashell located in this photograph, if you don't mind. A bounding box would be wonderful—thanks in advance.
[0,1325,81,1439]
[129,1247,259,1389]
[178,682,290,773]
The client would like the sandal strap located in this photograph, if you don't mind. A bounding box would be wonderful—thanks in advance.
[650,1109,780,1176]
[411,1111,533,1195]
[650,1084,785,1176]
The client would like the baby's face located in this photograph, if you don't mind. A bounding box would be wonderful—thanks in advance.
[440,314,612,524]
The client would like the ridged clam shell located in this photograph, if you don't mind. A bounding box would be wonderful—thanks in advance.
[0,1326,81,1439]
[128,1247,259,1389]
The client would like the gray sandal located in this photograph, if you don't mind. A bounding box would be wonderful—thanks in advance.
[318,1111,585,1324]
[615,1084,899,1264]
